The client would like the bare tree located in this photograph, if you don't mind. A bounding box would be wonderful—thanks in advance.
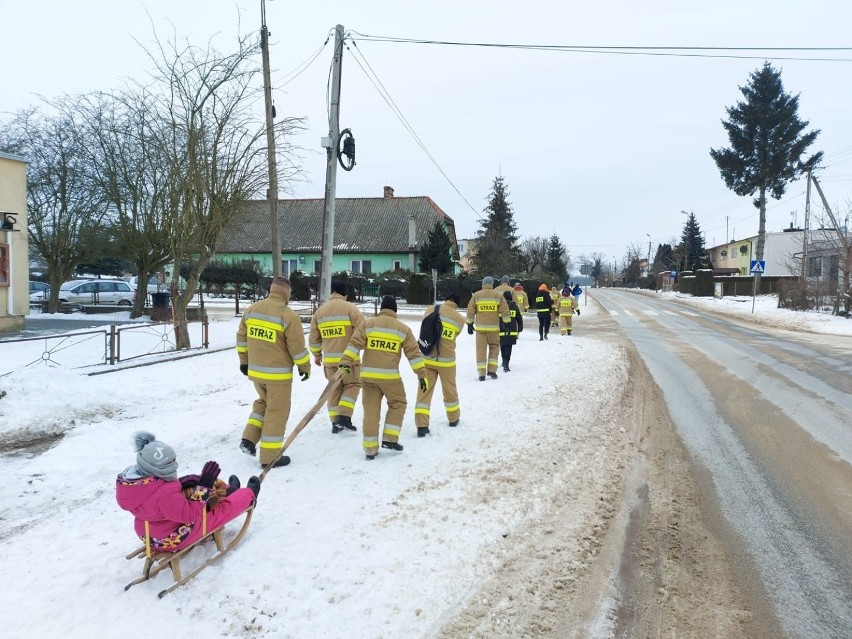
[1,106,106,312]
[76,90,173,318]
[142,31,304,348]
[519,236,548,273]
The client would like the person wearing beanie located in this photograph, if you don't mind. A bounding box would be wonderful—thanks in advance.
[467,275,511,381]
[116,431,259,552]
[533,283,553,340]
[309,280,365,434]
[512,282,529,313]
[498,290,523,372]
[338,295,427,460]
[236,276,312,469]
[414,291,466,436]
[494,275,522,312]
[557,286,577,336]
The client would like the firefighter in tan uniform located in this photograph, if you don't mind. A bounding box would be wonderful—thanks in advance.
[513,282,529,313]
[466,276,511,381]
[549,286,560,327]
[338,296,427,460]
[308,281,365,434]
[494,275,522,309]
[414,292,465,437]
[236,277,311,468]
[557,286,576,336]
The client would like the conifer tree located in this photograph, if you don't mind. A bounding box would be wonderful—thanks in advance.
[418,221,454,274]
[545,234,568,283]
[710,62,822,265]
[472,176,522,275]
[679,212,707,272]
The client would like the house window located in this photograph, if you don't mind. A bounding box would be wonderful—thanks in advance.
[0,242,8,286]
[351,260,372,275]
[829,255,840,282]
[392,260,402,271]
[457,243,465,254]
[807,256,823,277]
[282,259,298,278]
[314,260,322,275]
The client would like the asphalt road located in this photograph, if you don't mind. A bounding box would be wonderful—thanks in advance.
[592,289,852,639]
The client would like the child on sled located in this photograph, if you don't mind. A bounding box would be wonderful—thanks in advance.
[116,431,259,552]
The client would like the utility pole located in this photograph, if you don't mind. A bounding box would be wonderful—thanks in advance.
[260,0,281,278]
[800,167,812,308]
[319,24,344,304]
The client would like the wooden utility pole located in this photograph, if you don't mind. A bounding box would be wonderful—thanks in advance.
[319,24,344,304]
[261,0,282,278]
[800,168,812,308]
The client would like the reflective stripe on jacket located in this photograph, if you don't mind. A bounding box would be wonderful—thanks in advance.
[466,285,510,332]
[423,300,465,367]
[339,309,426,381]
[308,293,365,364]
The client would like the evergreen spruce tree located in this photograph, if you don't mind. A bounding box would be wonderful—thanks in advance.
[418,221,454,274]
[679,213,706,272]
[710,62,822,266]
[472,176,522,275]
[545,234,568,284]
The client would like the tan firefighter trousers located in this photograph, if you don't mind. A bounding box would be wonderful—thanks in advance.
[559,313,574,335]
[323,363,361,423]
[414,364,460,427]
[475,331,500,376]
[242,381,292,465]
[361,379,407,455]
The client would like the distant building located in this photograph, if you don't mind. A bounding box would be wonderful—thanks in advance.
[217,186,460,276]
[456,237,477,272]
[0,151,28,333]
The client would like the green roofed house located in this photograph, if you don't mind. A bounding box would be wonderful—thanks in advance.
[217,186,460,277]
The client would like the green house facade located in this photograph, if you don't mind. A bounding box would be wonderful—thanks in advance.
[216,187,460,277]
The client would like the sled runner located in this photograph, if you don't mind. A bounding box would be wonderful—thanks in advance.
[124,504,254,598]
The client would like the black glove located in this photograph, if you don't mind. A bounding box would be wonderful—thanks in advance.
[300,370,310,381]
[239,364,248,376]
[467,324,474,335]
[179,474,200,490]
[575,309,580,316]
[199,461,221,488]
[419,377,428,393]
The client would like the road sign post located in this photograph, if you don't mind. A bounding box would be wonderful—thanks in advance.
[749,260,766,313]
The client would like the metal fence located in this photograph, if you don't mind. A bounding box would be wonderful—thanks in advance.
[1,318,210,377]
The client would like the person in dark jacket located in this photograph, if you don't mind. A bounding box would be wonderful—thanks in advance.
[499,290,523,372]
[533,283,553,341]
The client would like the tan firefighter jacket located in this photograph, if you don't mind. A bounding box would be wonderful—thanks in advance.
[423,300,465,368]
[339,309,426,382]
[236,282,310,383]
[558,293,576,316]
[308,292,365,365]
[467,284,511,333]
[513,285,529,312]
[494,282,522,309]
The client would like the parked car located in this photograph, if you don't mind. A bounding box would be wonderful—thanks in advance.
[57,279,135,306]
[29,281,50,303]
[126,276,164,295]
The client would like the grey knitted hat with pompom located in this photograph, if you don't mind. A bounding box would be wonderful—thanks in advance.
[134,431,178,481]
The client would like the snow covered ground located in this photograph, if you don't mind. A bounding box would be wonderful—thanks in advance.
[0,292,847,638]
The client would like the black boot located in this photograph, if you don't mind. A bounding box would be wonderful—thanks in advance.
[365,453,377,461]
[417,426,430,438]
[225,474,240,496]
[488,372,499,380]
[448,420,459,427]
[381,441,404,451]
[337,415,357,431]
[478,375,486,381]
[239,438,256,456]
[247,476,261,500]
[268,455,291,468]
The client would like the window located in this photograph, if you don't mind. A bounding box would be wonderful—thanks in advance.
[313,260,322,275]
[392,260,402,271]
[282,259,298,277]
[0,242,8,286]
[808,256,823,277]
[350,260,372,275]
[829,255,840,282]
[457,243,465,254]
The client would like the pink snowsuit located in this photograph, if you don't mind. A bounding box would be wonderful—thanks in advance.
[115,473,254,551]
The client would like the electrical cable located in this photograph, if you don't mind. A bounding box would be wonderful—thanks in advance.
[346,36,483,219]
[277,34,331,88]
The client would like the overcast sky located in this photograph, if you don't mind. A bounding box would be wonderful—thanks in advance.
[2,0,851,268]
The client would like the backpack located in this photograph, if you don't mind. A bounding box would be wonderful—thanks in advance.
[418,304,442,356]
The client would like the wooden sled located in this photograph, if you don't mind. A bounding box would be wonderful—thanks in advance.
[124,504,254,598]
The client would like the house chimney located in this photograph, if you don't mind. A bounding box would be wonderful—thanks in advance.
[383,185,394,198]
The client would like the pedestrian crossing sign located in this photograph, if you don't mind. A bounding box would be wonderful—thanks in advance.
[750,260,766,274]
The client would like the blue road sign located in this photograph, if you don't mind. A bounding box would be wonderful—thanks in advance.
[750,260,766,274]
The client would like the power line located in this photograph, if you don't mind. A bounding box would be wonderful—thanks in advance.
[348,32,852,62]
[346,36,483,220]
